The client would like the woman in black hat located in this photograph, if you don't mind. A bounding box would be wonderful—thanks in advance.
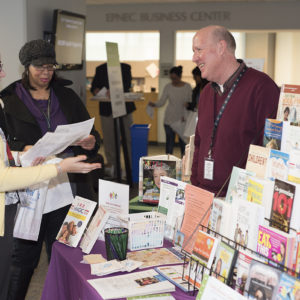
[0,56,101,300]
[0,39,101,300]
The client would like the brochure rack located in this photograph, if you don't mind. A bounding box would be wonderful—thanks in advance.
[179,217,299,296]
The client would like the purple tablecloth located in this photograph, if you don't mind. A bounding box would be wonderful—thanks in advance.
[41,240,197,300]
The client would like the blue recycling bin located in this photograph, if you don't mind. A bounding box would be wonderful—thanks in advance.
[130,124,150,183]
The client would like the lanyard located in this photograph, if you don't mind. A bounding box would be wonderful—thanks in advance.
[208,66,246,158]
[34,92,52,131]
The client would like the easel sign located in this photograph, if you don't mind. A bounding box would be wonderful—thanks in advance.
[106,42,127,118]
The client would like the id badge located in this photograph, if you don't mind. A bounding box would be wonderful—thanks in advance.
[204,157,214,180]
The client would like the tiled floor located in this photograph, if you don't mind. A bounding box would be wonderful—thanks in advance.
[25,143,181,300]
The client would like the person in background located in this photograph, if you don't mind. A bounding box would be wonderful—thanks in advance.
[0,39,101,300]
[149,66,192,156]
[0,48,101,300]
[90,62,135,177]
[191,25,279,197]
[186,66,209,111]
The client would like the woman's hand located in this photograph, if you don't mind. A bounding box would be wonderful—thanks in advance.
[148,102,156,107]
[58,155,101,174]
[31,157,46,166]
[73,135,96,150]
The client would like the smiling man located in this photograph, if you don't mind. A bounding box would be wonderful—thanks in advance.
[190,25,280,197]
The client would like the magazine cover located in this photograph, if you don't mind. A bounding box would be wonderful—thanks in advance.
[266,149,290,181]
[80,205,109,254]
[270,179,295,233]
[246,145,270,179]
[192,230,219,269]
[263,119,283,150]
[212,241,238,284]
[56,196,96,247]
[257,225,289,266]
[139,156,180,204]
[244,260,281,300]
[277,272,300,300]
[230,199,265,251]
[277,84,300,124]
[225,166,255,203]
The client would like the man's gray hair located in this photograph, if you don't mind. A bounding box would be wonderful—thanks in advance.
[212,26,236,53]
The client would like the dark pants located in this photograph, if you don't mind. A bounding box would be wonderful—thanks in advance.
[164,124,186,156]
[0,204,17,300]
[7,205,70,300]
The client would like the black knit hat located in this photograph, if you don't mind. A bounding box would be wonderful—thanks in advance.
[19,39,57,67]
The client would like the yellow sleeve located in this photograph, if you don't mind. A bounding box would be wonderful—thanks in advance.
[0,138,58,192]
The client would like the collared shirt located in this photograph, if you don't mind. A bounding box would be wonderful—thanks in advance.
[211,60,246,96]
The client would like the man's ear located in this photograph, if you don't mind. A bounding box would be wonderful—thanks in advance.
[217,40,226,56]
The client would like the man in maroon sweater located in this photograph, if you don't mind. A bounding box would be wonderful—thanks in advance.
[190,25,280,197]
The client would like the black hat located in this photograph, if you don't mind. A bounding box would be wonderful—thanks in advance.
[19,39,57,67]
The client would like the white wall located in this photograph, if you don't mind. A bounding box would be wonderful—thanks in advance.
[275,32,300,86]
[0,0,27,90]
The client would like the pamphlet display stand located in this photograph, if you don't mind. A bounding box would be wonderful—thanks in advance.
[179,206,299,297]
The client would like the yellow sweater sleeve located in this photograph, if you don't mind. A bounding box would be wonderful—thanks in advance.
[0,138,58,192]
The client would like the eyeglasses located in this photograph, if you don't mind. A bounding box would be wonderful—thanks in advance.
[0,62,3,72]
[32,64,56,72]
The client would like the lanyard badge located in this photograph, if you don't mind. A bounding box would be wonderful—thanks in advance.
[204,66,246,181]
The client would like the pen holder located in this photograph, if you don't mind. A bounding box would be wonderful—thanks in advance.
[104,227,128,261]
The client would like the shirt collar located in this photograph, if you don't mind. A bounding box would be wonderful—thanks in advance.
[212,59,246,95]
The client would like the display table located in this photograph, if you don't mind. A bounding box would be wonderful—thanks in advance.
[41,240,196,300]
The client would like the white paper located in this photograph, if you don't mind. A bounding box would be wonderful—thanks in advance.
[197,275,247,300]
[91,259,123,276]
[146,62,159,78]
[98,179,129,240]
[96,87,108,97]
[87,269,175,299]
[20,118,94,166]
[146,104,154,119]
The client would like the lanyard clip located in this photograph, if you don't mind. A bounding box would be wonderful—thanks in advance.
[208,149,212,159]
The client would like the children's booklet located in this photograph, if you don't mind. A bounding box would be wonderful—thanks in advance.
[212,241,238,284]
[56,196,96,247]
[263,118,283,150]
[138,155,181,204]
[277,84,300,123]
[191,230,219,269]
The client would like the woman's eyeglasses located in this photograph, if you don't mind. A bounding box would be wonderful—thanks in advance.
[0,63,3,72]
[32,64,57,72]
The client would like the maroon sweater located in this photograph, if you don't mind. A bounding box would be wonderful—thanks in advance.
[191,67,280,197]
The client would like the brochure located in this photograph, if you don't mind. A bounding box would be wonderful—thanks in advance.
[87,269,175,299]
[56,196,96,247]
[98,179,129,240]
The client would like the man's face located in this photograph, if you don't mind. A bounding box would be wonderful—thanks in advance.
[192,30,220,83]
